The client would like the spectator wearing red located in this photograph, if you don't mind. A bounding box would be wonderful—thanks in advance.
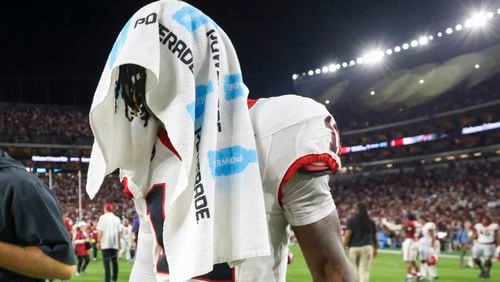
[73,222,90,275]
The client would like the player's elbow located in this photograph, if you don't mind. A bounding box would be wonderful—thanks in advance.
[57,264,76,280]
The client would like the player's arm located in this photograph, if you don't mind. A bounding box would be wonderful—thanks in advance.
[282,172,355,282]
[0,241,75,280]
[293,211,355,282]
[429,228,436,246]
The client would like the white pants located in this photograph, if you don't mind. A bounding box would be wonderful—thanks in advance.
[402,239,418,262]
[129,225,156,282]
[472,243,496,260]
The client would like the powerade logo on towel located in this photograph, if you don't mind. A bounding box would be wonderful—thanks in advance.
[224,74,245,100]
[172,6,211,32]
[208,146,257,177]
[107,19,132,68]
[187,81,214,127]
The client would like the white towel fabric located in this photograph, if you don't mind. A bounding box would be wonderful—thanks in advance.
[86,1,270,280]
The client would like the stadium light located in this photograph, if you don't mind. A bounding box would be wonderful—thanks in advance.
[419,79,425,84]
[328,64,336,72]
[325,99,330,105]
[410,40,418,47]
[370,90,375,96]
[349,60,356,66]
[446,27,453,34]
[455,24,463,31]
[498,8,500,14]
[386,48,393,55]
[475,64,480,69]
[292,74,298,80]
[356,57,364,64]
[473,152,482,157]
[308,70,314,76]
[335,64,341,69]
[342,62,348,68]
[465,12,492,28]
[394,46,401,53]
[419,36,429,45]
[402,43,410,50]
[437,32,443,37]
[322,66,329,73]
[363,50,384,64]
[315,68,321,74]
[428,35,434,41]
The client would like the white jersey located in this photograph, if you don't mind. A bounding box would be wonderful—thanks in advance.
[475,223,499,244]
[421,222,437,241]
[121,224,133,243]
[237,95,341,282]
[129,95,341,281]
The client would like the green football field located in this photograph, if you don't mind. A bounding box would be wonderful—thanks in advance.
[72,246,498,281]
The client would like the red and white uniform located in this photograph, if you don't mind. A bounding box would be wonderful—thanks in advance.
[402,220,418,261]
[237,95,341,282]
[472,223,499,260]
[130,95,341,282]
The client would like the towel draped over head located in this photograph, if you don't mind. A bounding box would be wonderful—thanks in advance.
[86,0,270,280]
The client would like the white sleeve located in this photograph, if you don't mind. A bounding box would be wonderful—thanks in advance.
[281,172,335,227]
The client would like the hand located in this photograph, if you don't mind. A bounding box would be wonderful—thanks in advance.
[373,248,378,258]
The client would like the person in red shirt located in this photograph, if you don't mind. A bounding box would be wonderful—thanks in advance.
[73,222,90,275]
[87,221,99,261]
[63,213,73,239]
[402,214,420,280]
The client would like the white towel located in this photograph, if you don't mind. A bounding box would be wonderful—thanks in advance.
[86,1,270,280]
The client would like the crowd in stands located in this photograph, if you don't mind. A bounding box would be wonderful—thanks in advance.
[332,158,500,249]
[2,82,499,146]
[0,104,92,144]
[39,173,135,223]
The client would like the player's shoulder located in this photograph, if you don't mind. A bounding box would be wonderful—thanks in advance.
[0,166,50,199]
[474,223,482,229]
[424,222,435,228]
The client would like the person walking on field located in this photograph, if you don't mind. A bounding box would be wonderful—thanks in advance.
[344,203,378,282]
[97,203,121,282]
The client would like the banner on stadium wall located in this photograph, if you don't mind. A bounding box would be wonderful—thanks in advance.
[340,121,499,155]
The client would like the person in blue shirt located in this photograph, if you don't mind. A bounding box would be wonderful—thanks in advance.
[457,220,473,268]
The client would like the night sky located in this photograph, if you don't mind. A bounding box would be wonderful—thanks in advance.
[1,0,498,102]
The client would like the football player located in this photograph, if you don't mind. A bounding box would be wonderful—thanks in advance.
[402,214,419,281]
[129,95,354,281]
[471,216,499,278]
[238,95,354,281]
[417,219,438,281]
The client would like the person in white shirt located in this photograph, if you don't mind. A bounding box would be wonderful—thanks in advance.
[119,219,134,262]
[97,203,122,282]
[472,216,499,279]
[418,219,438,280]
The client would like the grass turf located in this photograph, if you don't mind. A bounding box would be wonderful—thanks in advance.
[72,246,498,281]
